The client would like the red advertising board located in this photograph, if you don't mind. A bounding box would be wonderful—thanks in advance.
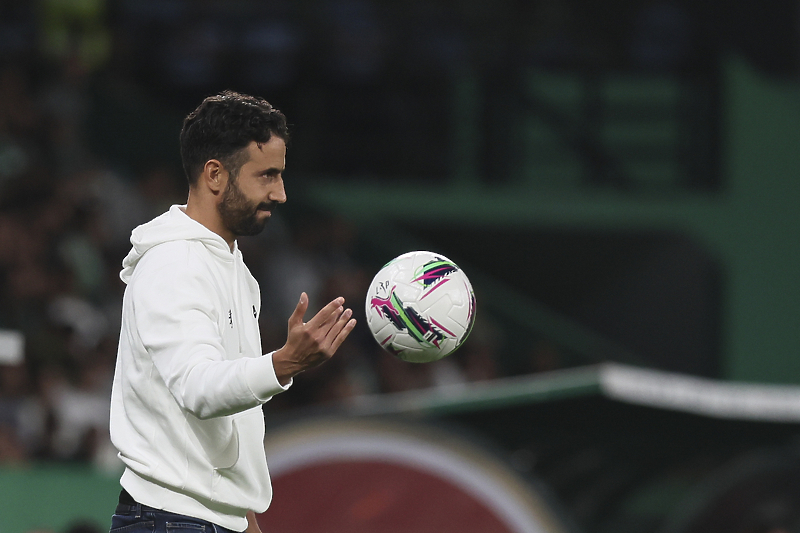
[258,419,570,533]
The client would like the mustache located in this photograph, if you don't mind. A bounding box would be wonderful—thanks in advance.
[256,201,278,212]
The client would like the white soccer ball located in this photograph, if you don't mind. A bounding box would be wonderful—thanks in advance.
[365,251,476,363]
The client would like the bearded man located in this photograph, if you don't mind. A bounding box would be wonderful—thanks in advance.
[108,91,356,533]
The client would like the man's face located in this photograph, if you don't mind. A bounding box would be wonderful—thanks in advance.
[218,137,286,237]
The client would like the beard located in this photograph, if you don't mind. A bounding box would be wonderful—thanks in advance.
[218,177,274,237]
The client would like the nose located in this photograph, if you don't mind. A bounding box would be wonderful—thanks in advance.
[269,177,286,204]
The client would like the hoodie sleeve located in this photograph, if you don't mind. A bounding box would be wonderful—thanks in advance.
[131,245,289,419]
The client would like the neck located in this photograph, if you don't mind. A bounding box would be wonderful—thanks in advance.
[185,189,236,250]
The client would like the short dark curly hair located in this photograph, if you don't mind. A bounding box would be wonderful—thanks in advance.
[179,90,289,186]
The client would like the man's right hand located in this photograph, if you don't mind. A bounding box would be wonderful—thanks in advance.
[272,292,356,386]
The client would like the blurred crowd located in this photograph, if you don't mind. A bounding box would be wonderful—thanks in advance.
[0,54,183,470]
[0,0,752,473]
[0,0,513,471]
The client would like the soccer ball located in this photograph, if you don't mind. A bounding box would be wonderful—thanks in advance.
[365,251,476,363]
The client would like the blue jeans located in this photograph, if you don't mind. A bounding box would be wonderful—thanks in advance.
[110,501,244,533]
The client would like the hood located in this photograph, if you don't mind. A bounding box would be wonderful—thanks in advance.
[120,205,235,284]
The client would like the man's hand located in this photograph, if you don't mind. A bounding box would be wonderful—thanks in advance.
[272,292,357,385]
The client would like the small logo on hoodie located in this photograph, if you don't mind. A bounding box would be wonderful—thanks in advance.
[228,309,233,328]
[252,305,257,319]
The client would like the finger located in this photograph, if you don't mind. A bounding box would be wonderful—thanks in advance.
[287,292,309,328]
[328,318,357,354]
[322,307,353,339]
[307,296,345,328]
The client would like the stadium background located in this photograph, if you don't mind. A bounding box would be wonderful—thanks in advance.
[1,0,800,532]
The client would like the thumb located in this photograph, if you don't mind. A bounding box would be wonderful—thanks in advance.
[288,292,308,327]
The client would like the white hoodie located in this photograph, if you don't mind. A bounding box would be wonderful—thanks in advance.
[110,205,291,531]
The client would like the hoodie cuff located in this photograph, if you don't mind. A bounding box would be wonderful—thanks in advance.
[244,351,292,402]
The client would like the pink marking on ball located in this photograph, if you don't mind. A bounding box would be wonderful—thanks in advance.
[419,278,450,300]
[429,316,455,337]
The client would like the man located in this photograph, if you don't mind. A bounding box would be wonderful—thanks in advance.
[109,91,356,533]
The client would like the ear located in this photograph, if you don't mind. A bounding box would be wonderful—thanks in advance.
[201,159,227,194]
